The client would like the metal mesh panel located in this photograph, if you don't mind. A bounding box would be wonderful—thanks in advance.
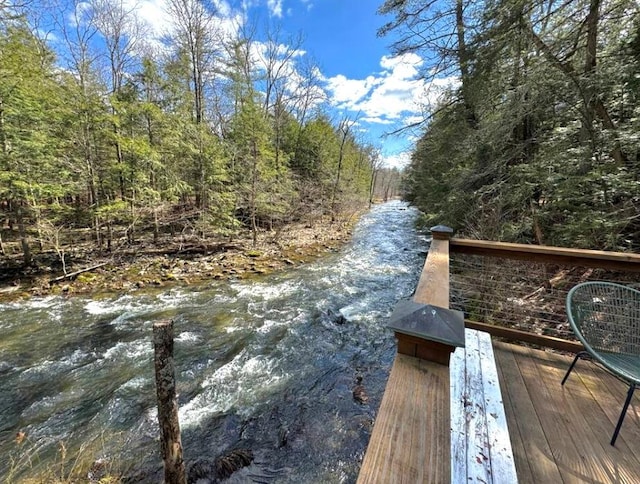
[450,253,640,341]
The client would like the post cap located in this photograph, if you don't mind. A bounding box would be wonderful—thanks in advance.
[388,299,465,349]
[430,225,454,240]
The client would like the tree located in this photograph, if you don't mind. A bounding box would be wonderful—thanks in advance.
[398,0,640,249]
[91,0,143,204]
[228,96,278,245]
[0,24,70,265]
[166,0,225,210]
[378,0,478,128]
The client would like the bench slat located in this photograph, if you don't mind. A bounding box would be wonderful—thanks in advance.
[451,329,518,483]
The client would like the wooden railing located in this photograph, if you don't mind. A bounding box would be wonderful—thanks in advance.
[357,226,455,483]
[358,227,640,483]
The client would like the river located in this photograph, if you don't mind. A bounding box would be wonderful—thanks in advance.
[0,201,428,483]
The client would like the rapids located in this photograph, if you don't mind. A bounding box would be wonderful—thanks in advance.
[0,201,428,483]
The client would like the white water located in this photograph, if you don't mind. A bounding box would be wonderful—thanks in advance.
[0,201,428,483]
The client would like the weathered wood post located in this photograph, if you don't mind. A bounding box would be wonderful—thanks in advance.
[153,320,186,484]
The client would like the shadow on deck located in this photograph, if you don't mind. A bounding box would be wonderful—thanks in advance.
[494,341,640,484]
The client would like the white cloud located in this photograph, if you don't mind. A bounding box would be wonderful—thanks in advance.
[361,116,395,125]
[382,151,411,169]
[325,53,457,132]
[267,0,283,17]
[124,0,242,51]
[136,0,173,37]
[325,74,381,106]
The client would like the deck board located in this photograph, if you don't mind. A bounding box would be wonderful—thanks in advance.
[493,341,640,484]
[357,353,450,484]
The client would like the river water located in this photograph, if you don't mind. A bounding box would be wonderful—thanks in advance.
[0,201,428,483]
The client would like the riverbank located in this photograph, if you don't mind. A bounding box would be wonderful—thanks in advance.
[0,214,361,303]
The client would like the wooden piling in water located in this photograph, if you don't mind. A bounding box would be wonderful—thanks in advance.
[153,319,186,484]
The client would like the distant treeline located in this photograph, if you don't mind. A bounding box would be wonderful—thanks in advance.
[0,1,402,267]
[382,0,640,250]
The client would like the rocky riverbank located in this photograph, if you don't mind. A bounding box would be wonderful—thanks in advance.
[0,215,360,303]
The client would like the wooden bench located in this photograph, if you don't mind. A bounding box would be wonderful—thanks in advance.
[451,329,518,483]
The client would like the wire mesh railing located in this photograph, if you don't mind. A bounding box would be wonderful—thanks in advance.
[450,250,640,342]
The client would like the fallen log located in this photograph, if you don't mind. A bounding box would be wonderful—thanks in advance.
[49,262,109,284]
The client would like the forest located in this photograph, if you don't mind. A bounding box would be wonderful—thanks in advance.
[0,1,402,275]
[383,0,640,251]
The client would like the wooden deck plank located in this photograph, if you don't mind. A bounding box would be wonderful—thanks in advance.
[534,348,639,483]
[493,347,535,484]
[514,345,606,484]
[577,361,640,448]
[476,332,517,483]
[451,330,517,483]
[526,346,618,484]
[357,354,450,484]
[493,341,640,484]
[492,343,562,484]
[450,340,467,483]
[463,330,493,482]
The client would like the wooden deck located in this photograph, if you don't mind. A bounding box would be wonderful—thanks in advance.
[494,341,640,484]
[356,354,450,483]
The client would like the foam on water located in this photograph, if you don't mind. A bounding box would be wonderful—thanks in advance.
[118,376,149,391]
[231,278,301,302]
[84,289,193,318]
[22,295,62,309]
[179,351,287,428]
[176,331,201,343]
[22,349,93,377]
[102,340,152,361]
[255,318,288,334]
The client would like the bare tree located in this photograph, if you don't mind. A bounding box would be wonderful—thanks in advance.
[91,0,144,204]
[331,116,356,221]
[367,147,383,208]
[257,27,304,168]
[166,0,219,124]
[166,0,222,209]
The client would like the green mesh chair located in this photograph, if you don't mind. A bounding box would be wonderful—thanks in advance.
[562,281,640,445]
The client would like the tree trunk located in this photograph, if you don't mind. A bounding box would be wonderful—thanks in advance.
[368,169,378,208]
[332,119,351,221]
[153,320,186,484]
[16,202,32,267]
[527,23,625,163]
[456,0,477,128]
[250,141,258,246]
[154,207,160,244]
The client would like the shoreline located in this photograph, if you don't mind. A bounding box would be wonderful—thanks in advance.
[0,214,362,303]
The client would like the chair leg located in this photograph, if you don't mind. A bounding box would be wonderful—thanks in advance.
[561,351,588,386]
[610,383,636,446]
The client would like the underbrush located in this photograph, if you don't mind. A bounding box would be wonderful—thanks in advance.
[6,432,127,483]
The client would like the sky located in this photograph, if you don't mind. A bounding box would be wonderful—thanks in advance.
[54,0,455,168]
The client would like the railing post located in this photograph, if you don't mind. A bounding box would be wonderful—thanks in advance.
[392,225,462,365]
[357,224,458,483]
[153,320,186,484]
